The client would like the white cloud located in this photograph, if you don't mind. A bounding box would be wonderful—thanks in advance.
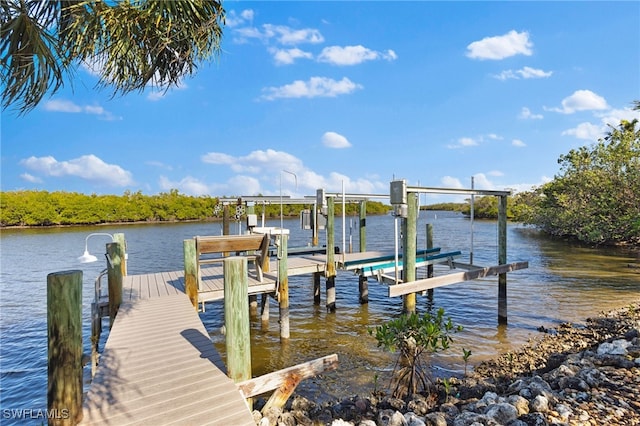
[317,45,398,66]
[447,137,478,149]
[441,176,464,189]
[270,47,313,65]
[519,107,543,120]
[466,30,533,60]
[226,9,254,27]
[494,66,552,80]
[322,131,352,148]
[20,154,133,186]
[512,139,526,147]
[596,107,640,127]
[487,170,504,177]
[235,23,324,45]
[200,148,385,196]
[20,173,42,183]
[260,77,363,100]
[547,90,609,114]
[562,122,604,140]
[42,98,120,120]
[159,175,210,196]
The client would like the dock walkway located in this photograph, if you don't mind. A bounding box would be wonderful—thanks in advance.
[82,273,255,425]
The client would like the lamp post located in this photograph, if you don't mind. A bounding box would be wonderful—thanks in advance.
[77,233,116,264]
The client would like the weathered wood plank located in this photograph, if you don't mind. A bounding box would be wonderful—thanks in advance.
[388,261,529,297]
[238,354,339,398]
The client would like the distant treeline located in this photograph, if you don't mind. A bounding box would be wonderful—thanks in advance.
[0,189,390,227]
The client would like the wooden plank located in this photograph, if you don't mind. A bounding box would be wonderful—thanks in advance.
[388,261,529,297]
[237,354,339,398]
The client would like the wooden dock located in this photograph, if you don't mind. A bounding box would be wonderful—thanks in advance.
[83,274,255,425]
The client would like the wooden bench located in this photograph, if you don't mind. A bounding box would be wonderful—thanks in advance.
[195,234,270,285]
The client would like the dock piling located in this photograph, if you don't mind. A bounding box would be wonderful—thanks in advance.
[224,257,252,385]
[47,270,83,425]
[325,197,337,312]
[278,234,290,339]
[106,241,124,327]
[358,200,369,304]
[183,238,198,310]
[402,192,418,313]
[498,195,508,324]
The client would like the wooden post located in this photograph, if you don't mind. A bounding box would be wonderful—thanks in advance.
[113,233,127,275]
[48,270,83,425]
[402,192,418,313]
[278,234,290,339]
[325,197,336,313]
[261,293,270,323]
[313,272,321,305]
[358,200,368,304]
[426,223,434,304]
[224,257,252,384]
[498,195,508,324]
[183,239,198,310]
[106,241,124,327]
[312,203,319,247]
[223,204,230,236]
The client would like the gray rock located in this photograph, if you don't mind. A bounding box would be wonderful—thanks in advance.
[518,413,549,426]
[424,412,447,426]
[278,411,297,426]
[507,395,530,416]
[597,339,631,355]
[403,411,426,426]
[358,420,377,426]
[452,411,492,426]
[530,395,550,413]
[331,419,355,426]
[439,402,460,417]
[485,403,518,424]
[378,409,407,426]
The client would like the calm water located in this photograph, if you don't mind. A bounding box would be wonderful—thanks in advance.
[1,212,639,420]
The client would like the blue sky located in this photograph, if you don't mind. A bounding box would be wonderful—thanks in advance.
[2,1,639,203]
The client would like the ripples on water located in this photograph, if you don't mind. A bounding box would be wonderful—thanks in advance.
[1,212,638,416]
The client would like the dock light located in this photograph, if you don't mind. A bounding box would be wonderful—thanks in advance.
[390,179,408,218]
[78,233,116,263]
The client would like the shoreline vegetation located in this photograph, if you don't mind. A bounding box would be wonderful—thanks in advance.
[254,302,640,426]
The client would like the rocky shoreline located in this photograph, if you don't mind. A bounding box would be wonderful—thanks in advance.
[253,301,640,426]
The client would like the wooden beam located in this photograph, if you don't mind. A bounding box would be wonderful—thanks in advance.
[237,354,339,400]
[388,261,529,297]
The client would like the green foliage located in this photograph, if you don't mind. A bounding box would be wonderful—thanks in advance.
[421,202,466,212]
[370,308,462,400]
[521,114,640,245]
[0,190,391,227]
[1,0,225,113]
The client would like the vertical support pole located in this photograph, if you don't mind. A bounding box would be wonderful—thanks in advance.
[183,239,198,310]
[261,293,270,323]
[113,233,127,275]
[358,200,368,304]
[224,257,252,383]
[312,203,319,247]
[498,195,508,324]
[278,234,290,339]
[313,272,321,305]
[426,223,434,304]
[223,204,230,236]
[402,192,418,313]
[325,197,337,313]
[48,270,83,425]
[106,241,123,327]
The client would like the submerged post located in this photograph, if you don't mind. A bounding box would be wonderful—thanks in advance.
[48,270,83,425]
[325,197,337,312]
[426,223,434,303]
[402,192,418,313]
[358,200,368,304]
[498,195,508,324]
[183,238,198,310]
[106,241,124,327]
[278,233,290,339]
[224,257,252,384]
